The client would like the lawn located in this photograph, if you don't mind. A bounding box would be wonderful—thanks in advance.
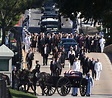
[9,88,37,98]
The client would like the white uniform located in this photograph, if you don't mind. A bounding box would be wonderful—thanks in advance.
[99,38,105,53]
[24,35,31,53]
[72,60,80,71]
[86,74,94,96]
[72,60,80,96]
[94,61,102,80]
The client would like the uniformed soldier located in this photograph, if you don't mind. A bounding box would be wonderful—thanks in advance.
[35,60,40,73]
[99,36,105,53]
[86,72,94,96]
[71,58,80,96]
[94,58,102,80]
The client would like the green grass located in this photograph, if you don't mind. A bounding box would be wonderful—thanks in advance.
[9,88,37,98]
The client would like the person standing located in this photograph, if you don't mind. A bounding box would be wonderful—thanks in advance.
[12,66,18,89]
[26,49,34,70]
[71,58,80,96]
[68,46,75,69]
[99,36,105,53]
[85,35,91,53]
[85,57,91,74]
[94,58,102,80]
[86,72,94,96]
[24,34,31,53]
[32,60,40,95]
[72,58,80,72]
[30,36,37,53]
[41,44,49,66]
[90,58,96,79]
[50,58,57,76]
[55,55,62,76]
[93,34,99,52]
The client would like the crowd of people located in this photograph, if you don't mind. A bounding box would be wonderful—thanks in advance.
[10,23,105,96]
[20,28,105,96]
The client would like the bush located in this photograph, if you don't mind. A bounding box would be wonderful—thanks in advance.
[9,88,37,98]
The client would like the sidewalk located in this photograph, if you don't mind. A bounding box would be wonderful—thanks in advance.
[86,52,112,95]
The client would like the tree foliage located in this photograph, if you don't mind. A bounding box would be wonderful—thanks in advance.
[57,0,112,22]
[56,0,112,44]
[0,0,44,44]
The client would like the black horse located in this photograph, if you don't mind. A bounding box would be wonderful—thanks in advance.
[17,69,29,91]
[15,69,52,96]
[36,72,51,96]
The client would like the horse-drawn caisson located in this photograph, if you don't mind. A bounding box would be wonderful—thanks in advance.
[14,68,88,96]
[40,70,88,96]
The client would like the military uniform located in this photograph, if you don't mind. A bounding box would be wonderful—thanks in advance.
[94,59,102,80]
[86,73,94,96]
[99,37,105,53]
[71,58,80,96]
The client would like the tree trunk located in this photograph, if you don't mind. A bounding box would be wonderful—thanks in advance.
[1,19,6,45]
[1,26,6,45]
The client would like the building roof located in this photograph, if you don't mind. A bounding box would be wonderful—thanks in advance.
[0,44,14,57]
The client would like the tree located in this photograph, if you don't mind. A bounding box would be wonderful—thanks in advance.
[56,0,112,44]
[0,0,44,44]
[56,0,112,25]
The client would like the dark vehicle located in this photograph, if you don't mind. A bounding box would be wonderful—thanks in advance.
[43,10,58,16]
[41,14,59,20]
[39,17,61,32]
[58,38,77,48]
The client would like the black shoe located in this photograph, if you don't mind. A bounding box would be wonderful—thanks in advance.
[71,93,77,96]
[86,94,90,97]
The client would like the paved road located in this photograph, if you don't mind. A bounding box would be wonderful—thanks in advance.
[86,53,112,95]
[24,9,42,33]
[25,9,73,33]
[25,9,112,98]
[31,52,112,98]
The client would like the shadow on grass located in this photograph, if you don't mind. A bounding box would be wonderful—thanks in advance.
[9,89,37,98]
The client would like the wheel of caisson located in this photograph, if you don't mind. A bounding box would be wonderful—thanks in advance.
[56,77,71,96]
[79,78,87,96]
[43,84,56,96]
